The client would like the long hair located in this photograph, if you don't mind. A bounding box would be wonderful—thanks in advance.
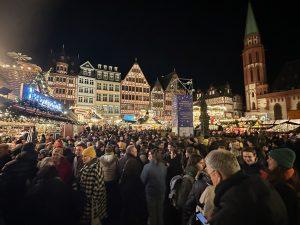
[268,166,299,191]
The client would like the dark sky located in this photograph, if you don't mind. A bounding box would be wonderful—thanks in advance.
[0,0,299,95]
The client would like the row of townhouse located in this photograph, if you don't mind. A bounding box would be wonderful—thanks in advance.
[46,52,189,123]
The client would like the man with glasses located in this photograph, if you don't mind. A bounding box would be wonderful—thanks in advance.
[205,150,288,225]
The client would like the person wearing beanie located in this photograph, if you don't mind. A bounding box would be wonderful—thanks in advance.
[79,145,107,225]
[267,148,299,225]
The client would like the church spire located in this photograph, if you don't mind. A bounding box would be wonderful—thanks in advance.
[245,2,259,37]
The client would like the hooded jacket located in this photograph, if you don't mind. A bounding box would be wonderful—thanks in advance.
[99,153,118,182]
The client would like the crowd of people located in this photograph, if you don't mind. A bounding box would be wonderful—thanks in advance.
[0,126,299,225]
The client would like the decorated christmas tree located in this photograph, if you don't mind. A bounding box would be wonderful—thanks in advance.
[200,96,210,136]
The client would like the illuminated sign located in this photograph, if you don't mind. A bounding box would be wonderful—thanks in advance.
[21,84,63,112]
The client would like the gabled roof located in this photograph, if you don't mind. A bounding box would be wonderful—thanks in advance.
[123,62,150,86]
[158,70,179,91]
[80,61,95,70]
[245,2,259,37]
[272,59,300,91]
[151,78,163,91]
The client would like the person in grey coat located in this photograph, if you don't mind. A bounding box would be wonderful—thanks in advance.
[141,148,167,225]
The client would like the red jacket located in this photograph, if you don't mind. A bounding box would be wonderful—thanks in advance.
[56,157,72,184]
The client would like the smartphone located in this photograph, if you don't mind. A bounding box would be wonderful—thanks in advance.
[196,212,209,225]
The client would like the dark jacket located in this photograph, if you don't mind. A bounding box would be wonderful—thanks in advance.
[272,180,299,225]
[23,166,79,225]
[240,161,265,176]
[210,171,288,225]
[141,160,167,199]
[182,172,211,225]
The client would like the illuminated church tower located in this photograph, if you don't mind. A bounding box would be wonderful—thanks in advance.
[242,2,268,111]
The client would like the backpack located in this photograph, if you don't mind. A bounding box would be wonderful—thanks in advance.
[169,175,183,208]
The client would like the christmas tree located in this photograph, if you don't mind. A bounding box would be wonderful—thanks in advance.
[200,96,210,136]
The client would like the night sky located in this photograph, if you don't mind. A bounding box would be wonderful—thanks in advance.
[0,0,299,95]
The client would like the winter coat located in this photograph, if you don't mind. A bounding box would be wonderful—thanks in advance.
[176,174,194,209]
[73,155,83,178]
[210,171,288,225]
[141,160,167,199]
[23,166,79,225]
[56,157,73,185]
[182,172,211,225]
[270,175,299,225]
[0,151,37,225]
[79,158,107,223]
[99,153,118,182]
[240,161,265,176]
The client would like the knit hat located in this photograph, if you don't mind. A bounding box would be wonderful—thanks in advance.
[82,146,96,159]
[268,148,296,169]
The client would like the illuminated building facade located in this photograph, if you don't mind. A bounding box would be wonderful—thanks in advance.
[95,64,121,120]
[120,62,150,117]
[46,50,77,108]
[150,79,164,120]
[74,61,96,121]
[0,59,42,96]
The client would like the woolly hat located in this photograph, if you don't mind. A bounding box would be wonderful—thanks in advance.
[268,148,296,169]
[82,146,96,159]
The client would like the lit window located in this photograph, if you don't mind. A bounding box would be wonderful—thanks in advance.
[115,85,119,91]
[109,84,114,91]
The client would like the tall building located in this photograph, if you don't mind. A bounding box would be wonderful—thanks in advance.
[120,61,150,118]
[242,2,268,112]
[243,3,300,120]
[150,78,164,119]
[75,61,96,121]
[95,64,121,120]
[46,48,77,108]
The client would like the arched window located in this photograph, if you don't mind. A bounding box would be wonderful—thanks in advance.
[252,92,255,98]
[297,102,300,110]
[257,68,260,81]
[250,69,253,82]
[274,103,283,120]
[249,53,252,64]
[252,102,256,110]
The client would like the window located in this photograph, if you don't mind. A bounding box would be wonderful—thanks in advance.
[89,88,94,94]
[129,86,132,92]
[90,80,94,85]
[79,78,83,83]
[109,94,114,102]
[109,84,114,91]
[79,96,83,102]
[89,97,93,103]
[122,86,125,91]
[48,76,53,82]
[143,88,147,93]
[103,94,108,102]
[97,83,101,90]
[103,73,108,80]
[55,77,59,82]
[115,95,119,102]
[249,53,252,64]
[103,84,107,90]
[55,88,59,94]
[68,79,73,84]
[68,90,73,95]
[79,87,83,93]
[84,79,88,84]
[252,92,255,98]
[109,74,114,81]
[115,74,120,81]
[125,86,128,91]
[257,68,260,81]
[97,71,102,79]
[250,69,253,82]
[84,87,89,93]
[114,106,119,114]
[84,97,88,103]
[62,78,66,82]
[97,94,101,101]
[256,52,259,62]
[115,85,119,91]
[108,106,113,114]
[62,89,65,94]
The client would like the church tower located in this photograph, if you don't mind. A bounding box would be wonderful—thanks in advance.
[242,2,268,111]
